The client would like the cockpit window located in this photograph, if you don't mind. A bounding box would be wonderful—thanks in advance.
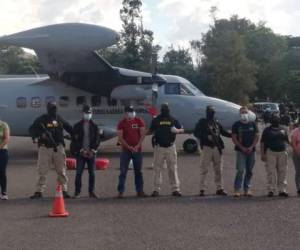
[179,77,204,96]
[165,83,194,96]
[164,79,204,96]
[180,84,194,96]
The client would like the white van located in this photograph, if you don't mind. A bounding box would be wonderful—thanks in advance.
[253,102,279,117]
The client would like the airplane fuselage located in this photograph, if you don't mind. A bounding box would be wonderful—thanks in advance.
[0,75,242,140]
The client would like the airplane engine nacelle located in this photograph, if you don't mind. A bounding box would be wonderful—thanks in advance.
[100,127,117,141]
[111,85,148,100]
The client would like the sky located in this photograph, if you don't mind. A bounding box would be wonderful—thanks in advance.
[1,0,300,53]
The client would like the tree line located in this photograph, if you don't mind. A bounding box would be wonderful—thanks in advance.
[1,0,300,105]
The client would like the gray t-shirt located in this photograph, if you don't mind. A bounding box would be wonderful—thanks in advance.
[83,122,90,150]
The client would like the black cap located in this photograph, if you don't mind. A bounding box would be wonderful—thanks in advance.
[161,103,169,110]
[82,104,92,114]
[161,103,170,117]
[206,105,215,112]
[124,106,134,112]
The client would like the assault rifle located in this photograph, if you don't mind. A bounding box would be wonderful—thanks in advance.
[207,122,223,155]
[40,123,58,152]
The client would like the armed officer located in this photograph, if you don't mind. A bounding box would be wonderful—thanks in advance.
[194,105,231,196]
[29,102,73,199]
[149,103,184,197]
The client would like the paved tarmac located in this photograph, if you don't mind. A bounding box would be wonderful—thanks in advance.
[1,134,300,250]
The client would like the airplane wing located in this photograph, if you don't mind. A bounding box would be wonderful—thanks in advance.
[0,23,166,96]
[0,23,118,76]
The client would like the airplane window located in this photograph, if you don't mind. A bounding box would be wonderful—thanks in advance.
[76,96,87,106]
[31,97,42,108]
[16,97,27,108]
[108,98,117,106]
[45,96,55,105]
[165,83,180,95]
[91,96,101,107]
[121,100,131,106]
[59,96,69,107]
[133,100,144,106]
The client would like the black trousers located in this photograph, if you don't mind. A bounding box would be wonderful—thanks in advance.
[75,155,96,194]
[0,149,8,195]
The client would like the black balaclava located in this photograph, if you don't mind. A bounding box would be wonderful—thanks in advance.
[271,114,280,127]
[206,105,215,120]
[47,102,57,118]
[161,103,170,117]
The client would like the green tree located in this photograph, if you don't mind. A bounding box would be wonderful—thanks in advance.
[159,46,196,82]
[190,15,293,103]
[192,17,257,103]
[0,45,44,74]
[244,25,288,100]
[119,0,142,69]
[101,0,160,72]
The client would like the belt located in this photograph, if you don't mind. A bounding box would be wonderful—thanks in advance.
[157,143,174,148]
[39,143,60,148]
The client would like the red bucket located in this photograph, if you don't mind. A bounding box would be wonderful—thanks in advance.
[96,158,110,170]
[66,158,76,170]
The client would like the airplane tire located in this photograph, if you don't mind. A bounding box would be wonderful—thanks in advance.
[183,139,198,154]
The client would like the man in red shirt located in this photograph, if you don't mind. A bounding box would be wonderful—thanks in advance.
[117,106,147,198]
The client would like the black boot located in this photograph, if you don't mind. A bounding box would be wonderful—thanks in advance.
[30,192,43,199]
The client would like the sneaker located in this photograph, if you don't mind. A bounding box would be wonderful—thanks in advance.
[63,191,71,199]
[117,192,124,199]
[244,191,253,197]
[89,192,99,199]
[172,191,182,197]
[278,192,289,197]
[73,193,81,199]
[30,192,43,199]
[267,191,274,197]
[1,194,8,200]
[137,192,148,198]
[199,190,205,197]
[151,191,159,197]
[233,191,241,198]
[216,189,227,196]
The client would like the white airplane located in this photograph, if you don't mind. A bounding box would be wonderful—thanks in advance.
[0,23,250,153]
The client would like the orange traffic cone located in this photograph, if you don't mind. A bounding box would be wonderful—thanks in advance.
[49,185,69,217]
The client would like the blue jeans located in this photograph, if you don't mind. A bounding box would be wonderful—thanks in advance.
[234,151,255,192]
[75,156,96,194]
[0,149,8,195]
[117,150,144,193]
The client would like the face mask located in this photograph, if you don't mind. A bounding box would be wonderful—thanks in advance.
[207,111,215,120]
[240,113,249,123]
[83,113,92,120]
[127,112,136,119]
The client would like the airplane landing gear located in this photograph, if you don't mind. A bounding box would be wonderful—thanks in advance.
[183,138,198,154]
